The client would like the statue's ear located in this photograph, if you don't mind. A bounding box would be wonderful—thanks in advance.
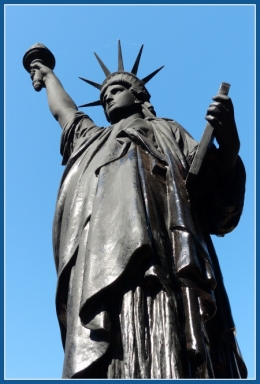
[129,87,142,104]
[142,101,157,117]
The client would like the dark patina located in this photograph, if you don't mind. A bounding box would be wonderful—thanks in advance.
[24,41,247,379]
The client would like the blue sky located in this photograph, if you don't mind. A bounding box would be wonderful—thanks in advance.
[5,4,255,380]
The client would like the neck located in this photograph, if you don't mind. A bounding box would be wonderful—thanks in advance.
[109,107,144,124]
[123,112,144,122]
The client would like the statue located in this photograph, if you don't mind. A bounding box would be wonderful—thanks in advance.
[24,41,247,379]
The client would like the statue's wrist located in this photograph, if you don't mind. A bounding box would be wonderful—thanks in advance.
[42,68,53,78]
[43,71,58,85]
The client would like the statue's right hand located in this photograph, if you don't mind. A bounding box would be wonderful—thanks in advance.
[29,62,55,91]
[30,61,53,82]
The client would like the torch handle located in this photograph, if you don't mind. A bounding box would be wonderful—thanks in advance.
[31,59,44,92]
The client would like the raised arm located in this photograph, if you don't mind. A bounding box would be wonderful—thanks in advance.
[30,62,78,129]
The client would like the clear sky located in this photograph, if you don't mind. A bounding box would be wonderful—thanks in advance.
[5,4,255,380]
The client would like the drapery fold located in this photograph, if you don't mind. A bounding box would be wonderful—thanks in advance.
[52,111,246,378]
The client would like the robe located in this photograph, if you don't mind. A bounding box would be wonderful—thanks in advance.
[52,110,247,378]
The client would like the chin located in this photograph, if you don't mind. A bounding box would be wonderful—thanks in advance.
[106,111,117,124]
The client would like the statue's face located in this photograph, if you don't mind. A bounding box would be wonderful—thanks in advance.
[103,84,137,123]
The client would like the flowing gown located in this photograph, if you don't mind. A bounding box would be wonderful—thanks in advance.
[52,111,247,378]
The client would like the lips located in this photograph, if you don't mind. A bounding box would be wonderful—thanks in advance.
[107,102,115,109]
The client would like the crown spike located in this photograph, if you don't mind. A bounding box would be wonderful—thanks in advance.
[131,44,144,75]
[94,52,111,76]
[78,41,164,110]
[118,40,124,71]
[78,100,102,108]
[142,65,164,84]
[79,77,102,90]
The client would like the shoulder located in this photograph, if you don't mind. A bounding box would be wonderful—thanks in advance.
[63,110,97,130]
[146,117,198,158]
[146,117,195,140]
[61,110,103,165]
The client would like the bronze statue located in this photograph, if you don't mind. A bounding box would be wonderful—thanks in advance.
[24,41,247,379]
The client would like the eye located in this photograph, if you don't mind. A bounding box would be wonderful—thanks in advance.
[112,86,124,95]
[112,87,124,94]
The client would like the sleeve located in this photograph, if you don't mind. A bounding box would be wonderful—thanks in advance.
[166,119,245,235]
[60,110,103,165]
[191,146,246,235]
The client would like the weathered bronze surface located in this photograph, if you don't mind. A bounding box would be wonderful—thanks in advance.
[24,41,247,379]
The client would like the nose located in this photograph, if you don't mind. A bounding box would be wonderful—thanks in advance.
[104,91,113,103]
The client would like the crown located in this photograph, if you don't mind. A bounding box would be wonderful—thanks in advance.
[78,40,164,108]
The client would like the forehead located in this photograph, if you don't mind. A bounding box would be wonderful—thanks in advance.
[104,83,128,94]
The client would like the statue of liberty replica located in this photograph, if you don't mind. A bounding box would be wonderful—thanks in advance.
[24,41,247,378]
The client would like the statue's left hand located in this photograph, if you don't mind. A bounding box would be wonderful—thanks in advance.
[205,94,240,172]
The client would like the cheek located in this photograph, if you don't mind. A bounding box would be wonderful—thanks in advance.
[121,94,134,106]
[104,104,109,115]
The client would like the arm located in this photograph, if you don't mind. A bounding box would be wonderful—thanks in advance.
[205,94,240,177]
[30,62,78,129]
[190,95,245,235]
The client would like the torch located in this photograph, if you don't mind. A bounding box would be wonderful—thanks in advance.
[23,43,55,92]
